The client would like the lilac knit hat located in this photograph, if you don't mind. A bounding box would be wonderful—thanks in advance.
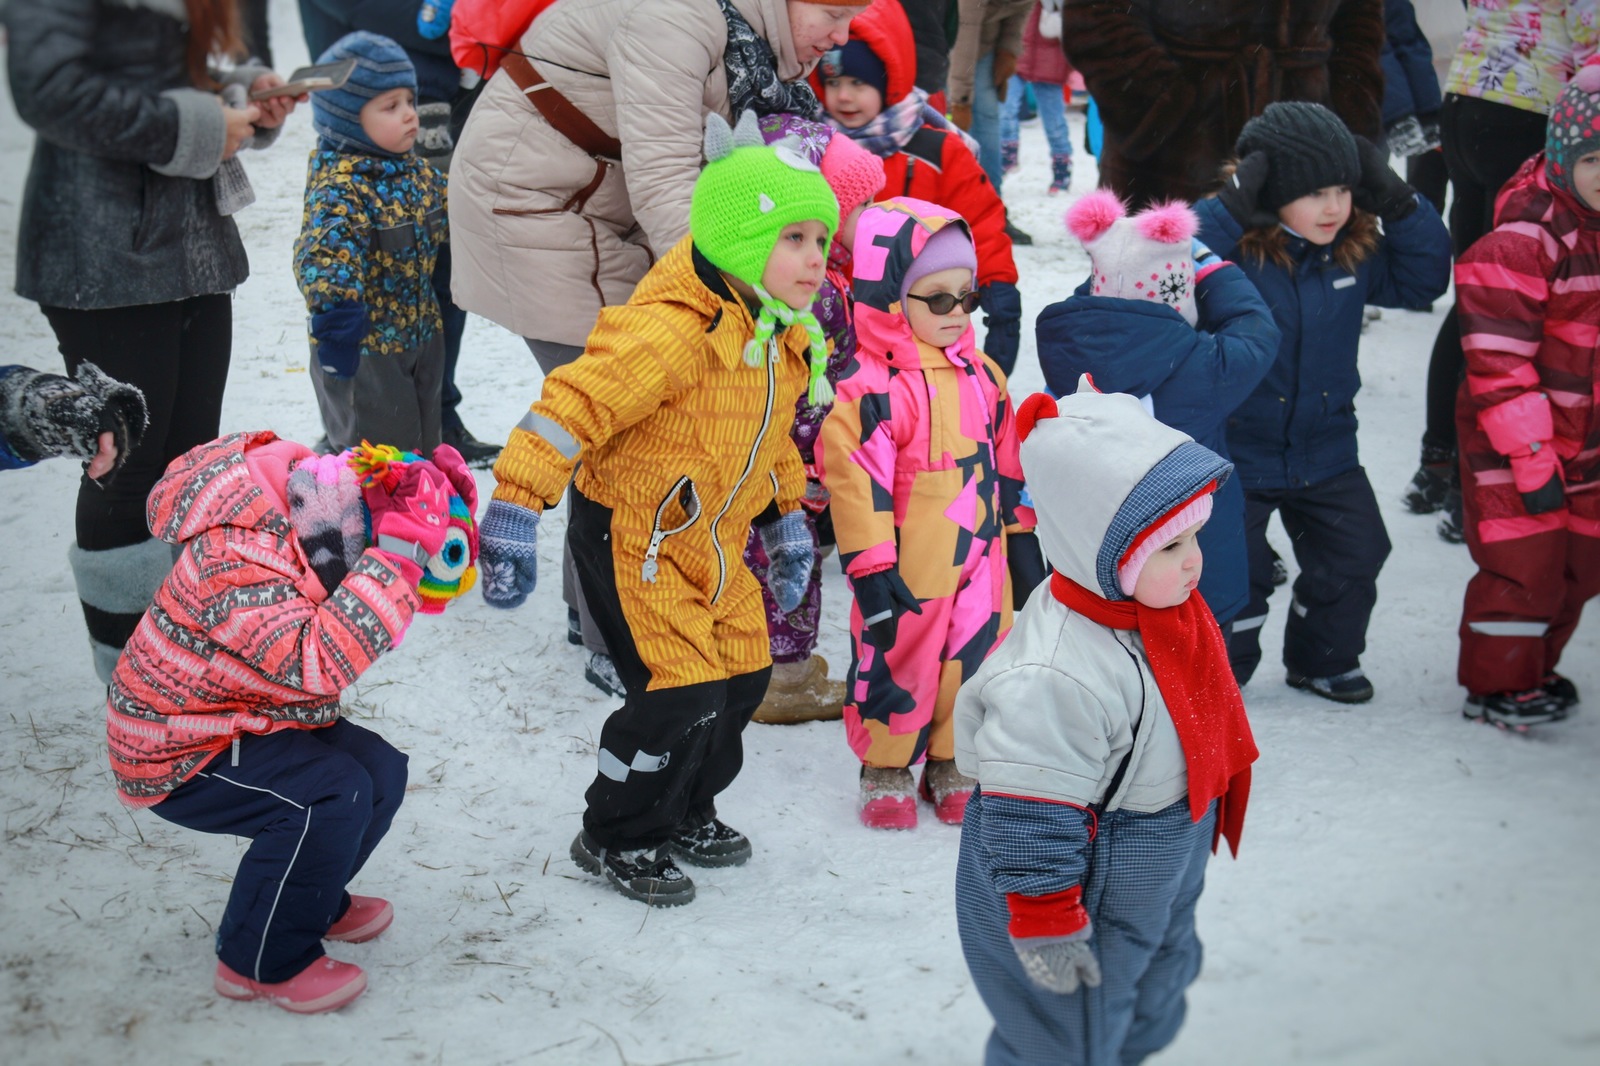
[899,223,978,307]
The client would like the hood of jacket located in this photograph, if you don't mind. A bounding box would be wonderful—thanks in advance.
[819,0,918,106]
[1018,386,1232,600]
[1496,152,1600,237]
[850,196,979,372]
[147,432,315,548]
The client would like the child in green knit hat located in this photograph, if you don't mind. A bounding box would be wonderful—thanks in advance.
[691,110,841,405]
[477,111,839,906]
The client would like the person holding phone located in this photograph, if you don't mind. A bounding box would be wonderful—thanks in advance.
[3,0,299,684]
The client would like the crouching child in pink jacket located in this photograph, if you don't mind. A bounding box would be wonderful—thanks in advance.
[106,432,478,1013]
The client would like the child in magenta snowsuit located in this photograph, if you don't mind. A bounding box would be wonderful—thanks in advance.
[818,196,1042,830]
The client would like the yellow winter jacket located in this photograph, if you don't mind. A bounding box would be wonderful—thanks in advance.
[493,236,809,606]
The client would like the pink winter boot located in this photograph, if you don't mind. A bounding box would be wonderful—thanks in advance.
[325,895,393,943]
[859,766,918,829]
[215,957,367,1014]
[919,760,976,825]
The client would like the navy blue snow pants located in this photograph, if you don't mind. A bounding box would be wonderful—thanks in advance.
[957,796,1216,1066]
[1229,466,1392,683]
[151,720,408,983]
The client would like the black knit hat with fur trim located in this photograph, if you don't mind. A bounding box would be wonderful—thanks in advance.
[1236,102,1360,210]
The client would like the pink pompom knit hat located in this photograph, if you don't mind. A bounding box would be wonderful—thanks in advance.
[820,122,887,218]
[1067,190,1200,326]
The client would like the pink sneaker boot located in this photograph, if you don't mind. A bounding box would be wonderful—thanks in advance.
[919,760,976,825]
[859,766,917,829]
[214,957,367,1014]
[325,895,393,943]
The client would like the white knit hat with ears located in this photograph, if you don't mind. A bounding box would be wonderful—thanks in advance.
[1066,191,1200,326]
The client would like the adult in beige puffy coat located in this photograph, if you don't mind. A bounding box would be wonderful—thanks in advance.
[449,0,867,365]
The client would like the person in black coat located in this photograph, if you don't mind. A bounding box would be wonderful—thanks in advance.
[4,0,297,684]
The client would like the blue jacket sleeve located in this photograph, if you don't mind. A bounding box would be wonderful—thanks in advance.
[1362,195,1452,311]
[980,280,1022,378]
[1035,267,1279,440]
[978,793,1094,897]
[1194,197,1246,261]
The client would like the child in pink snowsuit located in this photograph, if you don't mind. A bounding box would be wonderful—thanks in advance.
[819,196,1042,830]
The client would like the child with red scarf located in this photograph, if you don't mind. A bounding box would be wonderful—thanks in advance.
[953,379,1257,1066]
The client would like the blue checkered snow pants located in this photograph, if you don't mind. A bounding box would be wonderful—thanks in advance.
[956,795,1217,1066]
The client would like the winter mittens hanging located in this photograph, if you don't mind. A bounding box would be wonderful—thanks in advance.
[0,362,148,478]
[758,508,814,614]
[479,499,540,608]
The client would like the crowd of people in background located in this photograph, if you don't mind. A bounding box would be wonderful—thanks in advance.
[3,0,1597,1061]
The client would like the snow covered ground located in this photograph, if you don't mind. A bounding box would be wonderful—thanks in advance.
[3,5,1598,1064]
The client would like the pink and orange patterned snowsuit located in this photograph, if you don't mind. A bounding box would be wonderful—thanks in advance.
[818,198,1034,769]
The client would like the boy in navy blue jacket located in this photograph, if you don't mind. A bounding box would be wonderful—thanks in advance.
[1036,191,1279,633]
[1197,101,1451,703]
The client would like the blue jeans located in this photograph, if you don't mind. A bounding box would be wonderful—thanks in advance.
[1001,77,1074,160]
[970,52,1004,191]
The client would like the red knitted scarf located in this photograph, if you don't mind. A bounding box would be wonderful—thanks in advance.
[1051,571,1257,856]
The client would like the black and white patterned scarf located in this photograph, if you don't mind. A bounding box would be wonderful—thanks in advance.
[717,0,821,120]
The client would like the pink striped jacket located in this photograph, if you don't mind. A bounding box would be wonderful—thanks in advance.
[1456,154,1600,543]
[107,432,419,806]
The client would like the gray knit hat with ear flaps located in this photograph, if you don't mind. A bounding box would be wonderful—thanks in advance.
[1236,102,1361,210]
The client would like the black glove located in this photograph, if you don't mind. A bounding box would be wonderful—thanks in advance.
[1521,472,1566,516]
[1217,151,1277,230]
[1007,530,1046,609]
[979,281,1022,378]
[853,567,923,649]
[1352,136,1418,221]
[0,362,147,473]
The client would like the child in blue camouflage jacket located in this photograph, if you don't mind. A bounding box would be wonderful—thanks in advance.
[296,32,448,455]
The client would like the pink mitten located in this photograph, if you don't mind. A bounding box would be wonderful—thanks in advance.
[1509,447,1563,494]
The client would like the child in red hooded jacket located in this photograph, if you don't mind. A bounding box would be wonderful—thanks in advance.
[817,0,1024,375]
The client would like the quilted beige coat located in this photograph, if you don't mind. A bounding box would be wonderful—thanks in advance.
[448,0,807,347]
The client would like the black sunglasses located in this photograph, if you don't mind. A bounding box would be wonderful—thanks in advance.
[906,290,982,315]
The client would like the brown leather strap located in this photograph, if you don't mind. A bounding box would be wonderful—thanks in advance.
[500,52,622,161]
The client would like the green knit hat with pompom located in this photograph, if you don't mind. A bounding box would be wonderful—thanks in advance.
[691,111,840,406]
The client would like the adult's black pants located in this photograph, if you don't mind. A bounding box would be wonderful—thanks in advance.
[1422,95,1549,453]
[43,295,233,551]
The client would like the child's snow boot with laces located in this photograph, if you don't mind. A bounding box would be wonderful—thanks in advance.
[1464,688,1567,729]
[1402,444,1456,514]
[570,830,696,906]
[668,816,752,867]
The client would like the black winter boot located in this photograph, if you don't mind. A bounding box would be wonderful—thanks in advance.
[1403,444,1456,514]
[570,831,696,906]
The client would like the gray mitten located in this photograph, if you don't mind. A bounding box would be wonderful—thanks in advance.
[1012,925,1102,995]
[758,508,814,614]
[0,362,148,472]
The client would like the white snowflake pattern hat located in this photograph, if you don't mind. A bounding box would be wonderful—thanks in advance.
[1066,190,1199,326]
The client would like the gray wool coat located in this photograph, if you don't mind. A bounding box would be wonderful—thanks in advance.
[4,0,274,309]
